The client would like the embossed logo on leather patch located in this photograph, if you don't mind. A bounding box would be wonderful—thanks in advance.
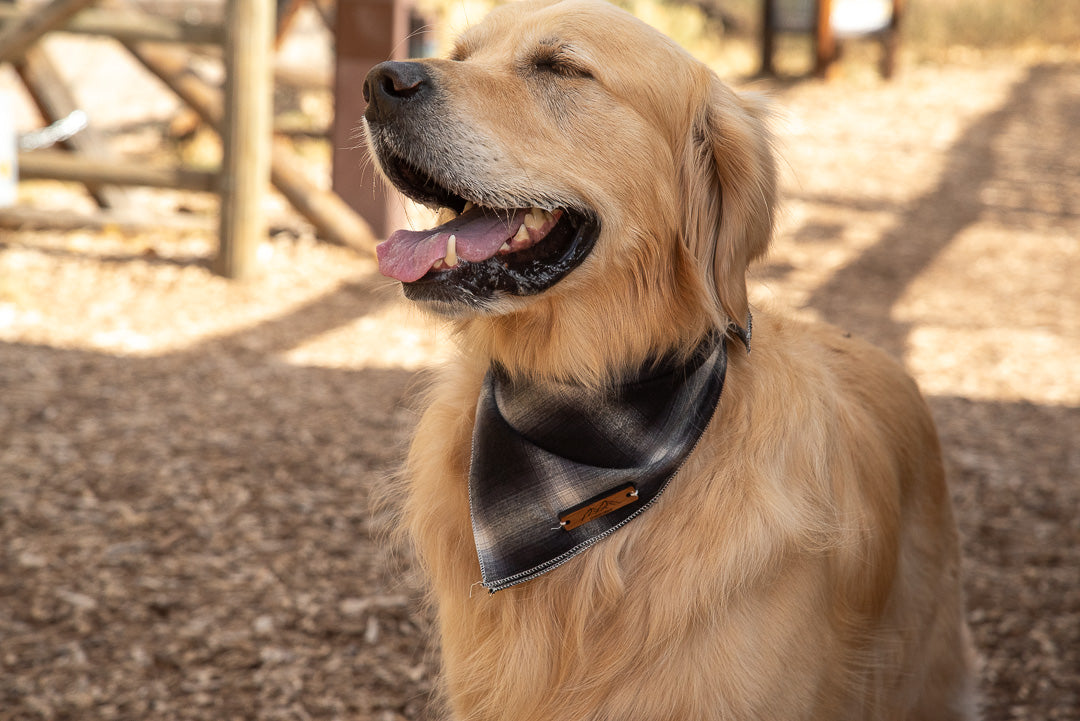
[558,485,639,531]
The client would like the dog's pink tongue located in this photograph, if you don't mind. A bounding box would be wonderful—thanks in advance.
[377,207,527,282]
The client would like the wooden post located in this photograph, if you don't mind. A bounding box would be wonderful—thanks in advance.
[215,0,274,279]
[882,0,903,79]
[332,0,415,240]
[0,0,96,64]
[814,0,835,78]
[0,5,225,45]
[761,0,775,76]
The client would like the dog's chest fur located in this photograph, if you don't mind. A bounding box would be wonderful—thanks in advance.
[402,316,965,721]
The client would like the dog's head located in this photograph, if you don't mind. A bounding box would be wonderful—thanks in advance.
[364,0,776,351]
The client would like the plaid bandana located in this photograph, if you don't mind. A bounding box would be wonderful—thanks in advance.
[468,329,736,592]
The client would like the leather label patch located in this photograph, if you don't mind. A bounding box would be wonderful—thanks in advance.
[559,485,639,531]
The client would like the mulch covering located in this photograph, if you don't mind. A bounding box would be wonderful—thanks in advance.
[1,52,1077,720]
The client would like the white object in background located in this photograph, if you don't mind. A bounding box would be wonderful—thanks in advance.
[832,0,893,36]
[0,91,16,208]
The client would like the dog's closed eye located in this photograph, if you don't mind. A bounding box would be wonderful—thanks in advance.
[527,41,594,79]
[448,39,475,63]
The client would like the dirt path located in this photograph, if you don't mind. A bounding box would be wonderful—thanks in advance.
[1,50,1077,720]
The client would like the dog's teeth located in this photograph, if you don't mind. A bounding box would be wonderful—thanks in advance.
[512,224,530,243]
[445,235,458,267]
[524,208,552,230]
[432,258,446,270]
[499,242,511,252]
[463,201,475,213]
[436,207,458,225]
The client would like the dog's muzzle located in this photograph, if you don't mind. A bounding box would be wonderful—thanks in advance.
[361,60,600,310]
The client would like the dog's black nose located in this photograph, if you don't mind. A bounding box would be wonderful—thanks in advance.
[363,61,430,124]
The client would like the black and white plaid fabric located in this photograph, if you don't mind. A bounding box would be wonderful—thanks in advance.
[468,329,734,592]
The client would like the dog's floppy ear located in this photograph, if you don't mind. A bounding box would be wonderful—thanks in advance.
[681,75,778,331]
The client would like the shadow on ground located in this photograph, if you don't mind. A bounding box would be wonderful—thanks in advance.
[0,277,438,720]
[806,62,1080,358]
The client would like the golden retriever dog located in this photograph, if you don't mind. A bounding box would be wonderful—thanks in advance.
[362,1,977,718]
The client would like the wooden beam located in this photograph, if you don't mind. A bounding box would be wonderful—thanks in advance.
[0,6,225,45]
[123,43,224,124]
[215,0,274,279]
[275,0,307,49]
[268,137,378,254]
[0,205,215,234]
[275,63,331,91]
[311,0,335,34]
[0,0,97,65]
[268,135,382,251]
[13,45,132,209]
[123,41,378,255]
[18,150,218,192]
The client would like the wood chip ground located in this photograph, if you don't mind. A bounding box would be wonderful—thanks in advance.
[1,42,1077,721]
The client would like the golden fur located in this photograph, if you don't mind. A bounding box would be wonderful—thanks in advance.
[379,1,977,718]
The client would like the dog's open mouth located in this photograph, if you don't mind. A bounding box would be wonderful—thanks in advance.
[374,154,598,305]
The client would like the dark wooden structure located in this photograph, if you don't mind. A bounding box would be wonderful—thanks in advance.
[0,0,377,278]
[331,0,430,240]
[761,0,903,79]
